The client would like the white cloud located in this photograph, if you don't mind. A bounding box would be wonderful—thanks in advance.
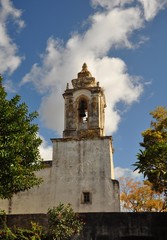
[115,166,143,180]
[91,0,167,21]
[0,0,24,75]
[139,0,167,21]
[92,57,143,133]
[21,0,166,135]
[3,78,16,93]
[91,0,134,10]
[39,135,52,161]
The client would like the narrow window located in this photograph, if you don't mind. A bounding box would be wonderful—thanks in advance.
[82,192,91,204]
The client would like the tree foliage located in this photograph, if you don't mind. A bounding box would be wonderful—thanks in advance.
[47,203,83,240]
[134,106,167,193]
[0,203,84,239]
[120,178,167,212]
[0,209,43,240]
[0,76,43,199]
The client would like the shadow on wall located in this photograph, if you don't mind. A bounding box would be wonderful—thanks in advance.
[117,237,156,240]
[96,237,155,240]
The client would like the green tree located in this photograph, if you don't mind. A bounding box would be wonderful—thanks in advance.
[134,106,167,193]
[47,203,83,240]
[0,76,43,199]
[0,209,44,240]
[120,178,167,212]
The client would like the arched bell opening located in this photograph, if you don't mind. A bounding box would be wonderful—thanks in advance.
[78,98,89,130]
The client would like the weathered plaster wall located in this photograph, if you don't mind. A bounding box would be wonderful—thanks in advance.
[0,137,119,214]
[0,164,53,214]
[51,137,120,213]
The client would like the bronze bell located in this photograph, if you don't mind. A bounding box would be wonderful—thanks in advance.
[79,108,86,117]
[79,100,87,117]
[78,100,87,118]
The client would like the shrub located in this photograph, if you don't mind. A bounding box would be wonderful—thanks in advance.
[47,203,83,240]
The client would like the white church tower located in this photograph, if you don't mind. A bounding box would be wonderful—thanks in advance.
[51,63,120,212]
[0,63,120,213]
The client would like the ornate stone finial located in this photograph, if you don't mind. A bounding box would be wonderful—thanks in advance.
[72,63,96,88]
[78,63,92,78]
[82,63,88,72]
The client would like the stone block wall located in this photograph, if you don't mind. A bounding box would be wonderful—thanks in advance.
[4,212,167,240]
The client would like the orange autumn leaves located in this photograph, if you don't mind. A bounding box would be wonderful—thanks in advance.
[120,177,167,212]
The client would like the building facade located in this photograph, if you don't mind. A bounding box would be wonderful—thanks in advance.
[0,63,120,214]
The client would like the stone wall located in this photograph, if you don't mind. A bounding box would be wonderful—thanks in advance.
[5,212,167,240]
[51,137,119,213]
[0,136,119,214]
[6,214,48,230]
[79,212,167,240]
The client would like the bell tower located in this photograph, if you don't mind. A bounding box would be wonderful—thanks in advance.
[63,63,106,138]
[50,63,120,212]
[0,63,120,214]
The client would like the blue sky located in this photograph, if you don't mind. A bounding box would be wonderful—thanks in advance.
[1,0,167,179]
